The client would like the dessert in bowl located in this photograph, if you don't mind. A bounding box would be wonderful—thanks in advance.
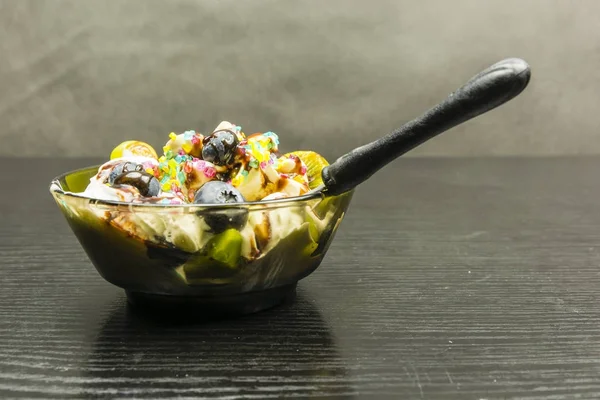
[50,58,531,316]
[51,121,351,315]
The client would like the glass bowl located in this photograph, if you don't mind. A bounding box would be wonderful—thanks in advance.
[50,165,353,316]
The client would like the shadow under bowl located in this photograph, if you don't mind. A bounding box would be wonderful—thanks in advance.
[49,165,353,317]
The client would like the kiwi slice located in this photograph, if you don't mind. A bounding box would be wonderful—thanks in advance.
[178,229,245,285]
[63,168,97,192]
[183,256,236,282]
[284,151,329,189]
[204,228,243,268]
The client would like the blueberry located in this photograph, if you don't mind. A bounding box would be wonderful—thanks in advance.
[201,142,219,163]
[194,181,248,232]
[202,130,239,166]
[113,171,160,197]
[109,162,142,184]
[194,181,244,204]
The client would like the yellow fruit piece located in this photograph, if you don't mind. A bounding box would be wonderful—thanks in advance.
[285,151,329,189]
[110,140,158,160]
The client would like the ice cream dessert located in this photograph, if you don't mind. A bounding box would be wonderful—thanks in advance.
[60,121,347,290]
[82,121,317,205]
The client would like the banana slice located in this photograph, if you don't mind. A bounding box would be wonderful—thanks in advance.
[110,141,158,160]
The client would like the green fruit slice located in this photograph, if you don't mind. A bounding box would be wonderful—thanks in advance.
[183,256,235,281]
[285,151,329,189]
[64,168,97,192]
[180,229,243,285]
[204,228,243,269]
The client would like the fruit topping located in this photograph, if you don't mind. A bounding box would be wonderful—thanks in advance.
[194,181,248,232]
[284,151,329,189]
[108,162,143,184]
[113,171,161,197]
[202,130,239,166]
[110,140,158,160]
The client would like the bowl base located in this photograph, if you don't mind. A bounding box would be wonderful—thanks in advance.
[125,284,297,319]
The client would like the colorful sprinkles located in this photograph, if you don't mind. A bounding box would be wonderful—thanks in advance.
[105,123,311,202]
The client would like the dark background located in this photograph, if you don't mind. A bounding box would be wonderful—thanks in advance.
[1,0,597,160]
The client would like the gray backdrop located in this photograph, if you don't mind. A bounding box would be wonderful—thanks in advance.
[1,0,597,160]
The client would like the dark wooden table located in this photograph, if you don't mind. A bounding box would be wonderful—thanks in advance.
[2,156,600,399]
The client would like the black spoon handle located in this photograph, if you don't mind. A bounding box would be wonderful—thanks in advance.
[321,58,531,195]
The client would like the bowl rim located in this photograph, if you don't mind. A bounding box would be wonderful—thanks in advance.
[49,164,349,211]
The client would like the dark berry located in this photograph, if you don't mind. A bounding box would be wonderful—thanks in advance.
[109,162,142,184]
[194,181,248,232]
[202,130,239,166]
[113,171,160,197]
[194,181,244,204]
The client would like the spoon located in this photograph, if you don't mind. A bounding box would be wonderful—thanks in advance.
[317,58,531,196]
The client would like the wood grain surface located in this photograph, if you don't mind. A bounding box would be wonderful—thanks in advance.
[2,157,600,399]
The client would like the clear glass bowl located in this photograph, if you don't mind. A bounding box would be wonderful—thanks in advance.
[50,165,353,316]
